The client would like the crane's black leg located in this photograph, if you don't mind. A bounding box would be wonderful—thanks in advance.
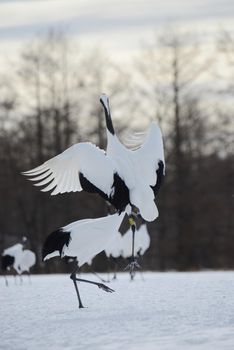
[124,216,141,276]
[112,258,118,280]
[113,265,117,280]
[106,259,110,283]
[70,264,114,309]
[27,271,32,284]
[138,253,145,281]
[73,277,115,293]
[4,274,8,287]
[70,266,84,309]
[130,223,136,281]
[72,278,84,309]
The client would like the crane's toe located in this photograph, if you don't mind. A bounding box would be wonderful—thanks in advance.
[124,260,141,272]
[97,283,115,293]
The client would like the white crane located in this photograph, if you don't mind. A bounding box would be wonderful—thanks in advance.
[22,94,165,222]
[1,242,36,285]
[42,212,125,308]
[22,94,165,271]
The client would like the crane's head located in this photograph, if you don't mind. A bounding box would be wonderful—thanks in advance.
[100,94,109,111]
[22,236,27,243]
[99,93,115,135]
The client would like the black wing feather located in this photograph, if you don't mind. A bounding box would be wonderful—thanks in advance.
[79,172,130,213]
[151,160,165,196]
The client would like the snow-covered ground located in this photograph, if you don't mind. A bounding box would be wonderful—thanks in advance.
[1,271,234,350]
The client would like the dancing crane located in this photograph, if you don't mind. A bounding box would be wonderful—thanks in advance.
[22,94,165,222]
[23,94,165,271]
[1,241,36,286]
[42,212,125,308]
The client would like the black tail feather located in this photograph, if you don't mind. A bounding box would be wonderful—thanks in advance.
[1,255,14,271]
[42,229,71,261]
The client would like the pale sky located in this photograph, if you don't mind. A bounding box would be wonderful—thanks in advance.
[0,0,233,132]
[0,0,234,60]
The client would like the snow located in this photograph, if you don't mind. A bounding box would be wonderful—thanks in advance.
[1,271,234,350]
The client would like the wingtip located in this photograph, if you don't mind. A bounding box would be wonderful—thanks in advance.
[21,170,32,176]
[21,164,47,176]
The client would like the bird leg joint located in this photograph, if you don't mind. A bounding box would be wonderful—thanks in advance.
[128,216,136,227]
[70,272,76,280]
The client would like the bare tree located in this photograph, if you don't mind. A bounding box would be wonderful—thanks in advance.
[135,29,214,270]
[0,31,132,272]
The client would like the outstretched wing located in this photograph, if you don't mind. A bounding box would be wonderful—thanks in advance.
[22,142,116,197]
[134,122,165,196]
[22,142,130,211]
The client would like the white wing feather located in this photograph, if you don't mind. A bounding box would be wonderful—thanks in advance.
[23,142,116,197]
[133,122,165,187]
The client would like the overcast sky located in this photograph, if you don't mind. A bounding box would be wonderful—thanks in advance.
[0,0,234,59]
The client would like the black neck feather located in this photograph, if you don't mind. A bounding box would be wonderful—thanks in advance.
[100,97,115,135]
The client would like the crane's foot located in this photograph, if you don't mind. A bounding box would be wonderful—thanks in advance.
[97,283,115,293]
[124,260,141,272]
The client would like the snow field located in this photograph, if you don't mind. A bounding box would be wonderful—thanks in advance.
[1,271,234,350]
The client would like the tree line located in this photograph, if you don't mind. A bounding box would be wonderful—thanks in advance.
[0,29,233,273]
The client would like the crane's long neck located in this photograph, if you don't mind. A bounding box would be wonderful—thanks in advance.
[100,94,115,135]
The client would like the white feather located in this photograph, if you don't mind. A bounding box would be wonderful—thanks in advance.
[18,250,36,273]
[46,213,125,267]
[106,121,164,221]
[23,142,117,197]
[104,231,123,258]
